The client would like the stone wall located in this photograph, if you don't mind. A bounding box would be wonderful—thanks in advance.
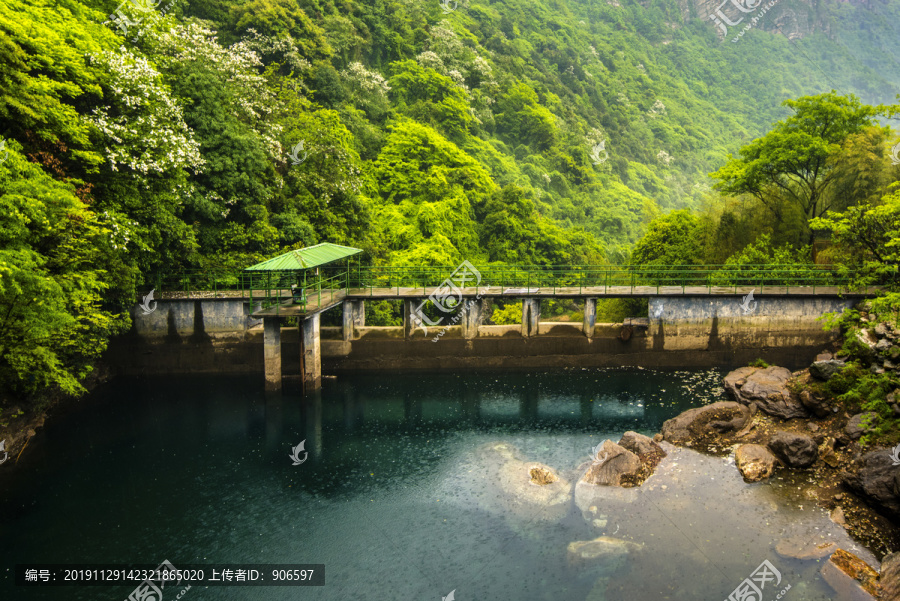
[108,295,854,377]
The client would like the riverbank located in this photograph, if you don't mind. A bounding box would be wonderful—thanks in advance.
[640,313,900,598]
[0,362,114,472]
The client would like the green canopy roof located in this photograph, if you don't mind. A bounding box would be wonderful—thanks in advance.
[244,243,363,271]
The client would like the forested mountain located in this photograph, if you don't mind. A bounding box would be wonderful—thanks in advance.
[1,0,899,399]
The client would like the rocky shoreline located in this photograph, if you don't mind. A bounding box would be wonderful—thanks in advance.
[469,316,900,599]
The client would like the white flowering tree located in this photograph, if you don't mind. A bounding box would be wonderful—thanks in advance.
[136,22,287,267]
[87,48,204,176]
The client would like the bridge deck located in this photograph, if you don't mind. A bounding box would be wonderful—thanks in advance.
[251,290,347,317]
[248,284,871,318]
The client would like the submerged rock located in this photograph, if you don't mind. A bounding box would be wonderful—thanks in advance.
[661,401,751,445]
[830,506,847,527]
[725,366,808,419]
[580,439,642,487]
[470,442,573,526]
[567,536,644,569]
[735,444,776,482]
[768,431,818,468]
[775,537,837,560]
[499,458,572,523]
[842,449,900,519]
[821,549,881,600]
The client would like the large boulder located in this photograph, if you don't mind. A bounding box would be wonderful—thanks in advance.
[845,413,876,440]
[842,449,900,519]
[737,366,808,419]
[723,366,758,399]
[810,359,847,381]
[661,401,752,445]
[580,439,642,487]
[735,444,776,482]
[821,549,881,600]
[768,431,818,468]
[880,551,900,601]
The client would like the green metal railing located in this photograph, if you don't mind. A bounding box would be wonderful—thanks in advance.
[149,267,352,315]
[346,264,868,295]
[148,264,876,305]
[251,271,348,315]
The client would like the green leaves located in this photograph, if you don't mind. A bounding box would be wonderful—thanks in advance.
[710,92,888,242]
[0,0,117,172]
[0,144,127,399]
[810,185,900,289]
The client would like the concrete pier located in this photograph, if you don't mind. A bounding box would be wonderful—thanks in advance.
[522,298,540,337]
[583,298,597,338]
[403,299,417,339]
[342,299,365,341]
[301,314,321,391]
[461,298,483,339]
[263,317,282,391]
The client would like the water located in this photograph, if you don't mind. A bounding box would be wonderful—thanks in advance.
[0,368,876,600]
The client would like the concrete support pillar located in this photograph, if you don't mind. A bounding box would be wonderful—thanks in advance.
[301,313,321,391]
[342,299,365,341]
[403,299,417,339]
[521,297,540,338]
[263,317,282,392]
[460,297,483,339]
[583,298,597,338]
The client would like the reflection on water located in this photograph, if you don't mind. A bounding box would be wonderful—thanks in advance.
[0,369,874,601]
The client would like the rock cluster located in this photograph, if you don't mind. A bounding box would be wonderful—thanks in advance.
[857,321,900,375]
[656,322,900,599]
[580,432,666,488]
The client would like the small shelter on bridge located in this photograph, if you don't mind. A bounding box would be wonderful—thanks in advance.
[245,242,364,395]
[244,242,363,316]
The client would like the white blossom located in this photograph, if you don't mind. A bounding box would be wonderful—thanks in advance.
[340,62,390,95]
[87,47,204,176]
